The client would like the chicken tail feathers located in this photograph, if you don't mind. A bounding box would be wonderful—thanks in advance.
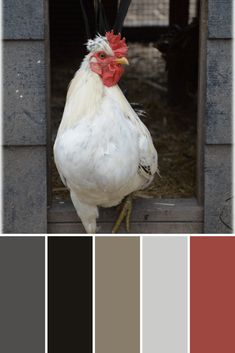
[79,0,94,39]
[95,0,109,35]
[114,0,132,33]
[131,102,148,119]
[80,0,132,40]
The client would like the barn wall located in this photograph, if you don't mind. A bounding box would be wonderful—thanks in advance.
[203,0,232,233]
[3,0,48,233]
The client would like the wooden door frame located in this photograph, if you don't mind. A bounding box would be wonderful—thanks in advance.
[47,0,205,234]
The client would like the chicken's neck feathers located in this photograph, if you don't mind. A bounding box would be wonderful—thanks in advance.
[58,56,104,133]
[107,85,150,136]
[58,54,145,136]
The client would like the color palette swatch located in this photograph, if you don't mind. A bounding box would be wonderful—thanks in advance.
[0,237,45,353]
[48,237,92,353]
[96,237,139,353]
[0,236,234,353]
[191,237,235,353]
[143,237,187,353]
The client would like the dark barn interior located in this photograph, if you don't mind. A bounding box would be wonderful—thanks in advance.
[49,0,200,202]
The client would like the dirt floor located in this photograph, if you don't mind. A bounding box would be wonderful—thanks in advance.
[51,43,197,201]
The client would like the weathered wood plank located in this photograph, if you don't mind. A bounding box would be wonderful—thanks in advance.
[3,147,47,233]
[204,145,232,233]
[48,198,203,234]
[3,41,46,145]
[48,198,203,223]
[206,40,232,144]
[208,0,232,38]
[196,0,207,203]
[48,222,203,234]
[3,0,44,39]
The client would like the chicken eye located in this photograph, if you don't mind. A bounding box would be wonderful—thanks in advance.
[99,52,106,59]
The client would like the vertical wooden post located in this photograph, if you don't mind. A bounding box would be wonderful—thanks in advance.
[169,0,190,27]
[168,0,190,105]
[204,0,232,233]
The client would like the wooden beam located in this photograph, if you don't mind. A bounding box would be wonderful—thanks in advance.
[48,221,203,234]
[122,25,168,42]
[49,198,203,223]
[48,198,203,234]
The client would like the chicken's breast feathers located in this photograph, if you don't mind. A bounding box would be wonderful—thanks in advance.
[106,86,159,182]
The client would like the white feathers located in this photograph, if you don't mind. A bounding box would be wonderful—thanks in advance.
[86,34,114,56]
[54,51,158,233]
[58,68,104,133]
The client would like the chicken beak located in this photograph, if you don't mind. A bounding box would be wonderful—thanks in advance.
[116,57,129,65]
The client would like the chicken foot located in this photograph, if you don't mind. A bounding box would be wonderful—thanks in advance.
[112,195,133,234]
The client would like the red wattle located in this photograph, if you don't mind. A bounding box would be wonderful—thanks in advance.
[91,61,124,87]
[101,64,124,87]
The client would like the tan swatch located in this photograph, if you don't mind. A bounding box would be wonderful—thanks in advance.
[96,236,140,353]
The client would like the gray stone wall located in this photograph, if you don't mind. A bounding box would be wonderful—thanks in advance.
[203,0,232,233]
[3,0,48,233]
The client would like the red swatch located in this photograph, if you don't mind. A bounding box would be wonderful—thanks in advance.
[191,237,235,353]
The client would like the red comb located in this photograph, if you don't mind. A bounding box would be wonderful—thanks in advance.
[105,31,128,57]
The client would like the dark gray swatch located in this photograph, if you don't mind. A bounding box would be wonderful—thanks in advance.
[0,236,45,353]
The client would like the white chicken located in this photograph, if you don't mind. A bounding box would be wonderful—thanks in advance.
[54,31,158,233]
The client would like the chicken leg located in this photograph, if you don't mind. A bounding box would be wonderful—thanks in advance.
[112,195,133,233]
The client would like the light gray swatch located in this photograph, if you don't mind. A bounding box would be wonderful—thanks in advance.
[143,236,187,353]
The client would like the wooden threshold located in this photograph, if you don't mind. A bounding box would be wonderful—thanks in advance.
[48,197,203,234]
